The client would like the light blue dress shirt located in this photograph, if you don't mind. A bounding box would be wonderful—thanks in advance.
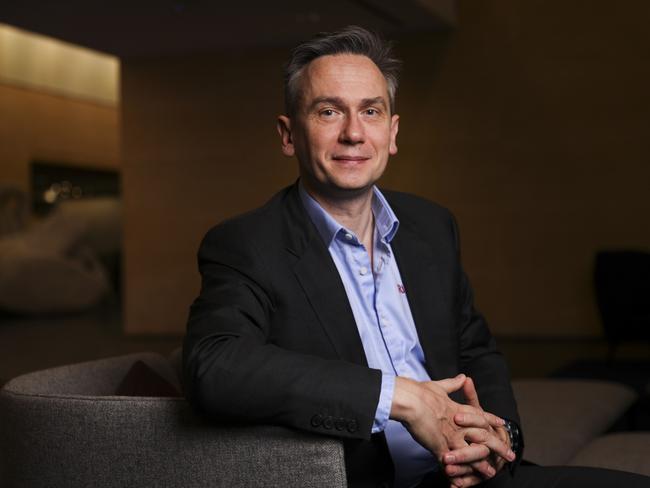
[299,184,437,488]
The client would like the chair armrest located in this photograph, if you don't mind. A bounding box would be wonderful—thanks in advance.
[0,391,347,487]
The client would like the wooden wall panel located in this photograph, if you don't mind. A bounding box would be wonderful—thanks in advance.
[0,83,119,193]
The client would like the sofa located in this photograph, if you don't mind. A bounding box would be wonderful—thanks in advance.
[511,378,648,473]
[1,352,648,487]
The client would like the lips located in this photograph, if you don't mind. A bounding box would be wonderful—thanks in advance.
[332,155,370,163]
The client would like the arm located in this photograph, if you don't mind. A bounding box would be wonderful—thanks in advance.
[438,217,522,486]
[443,272,522,485]
[183,225,382,440]
[451,216,520,426]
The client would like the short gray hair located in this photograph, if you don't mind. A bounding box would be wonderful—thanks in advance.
[283,25,401,116]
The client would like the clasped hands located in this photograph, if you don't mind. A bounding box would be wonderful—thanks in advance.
[390,374,516,487]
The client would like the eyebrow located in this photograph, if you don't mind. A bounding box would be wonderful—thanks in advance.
[359,97,388,109]
[307,96,388,111]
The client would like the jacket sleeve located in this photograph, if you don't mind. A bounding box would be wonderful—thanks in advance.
[450,216,521,427]
[182,224,382,440]
[448,214,525,469]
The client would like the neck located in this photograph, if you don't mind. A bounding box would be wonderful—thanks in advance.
[303,182,375,245]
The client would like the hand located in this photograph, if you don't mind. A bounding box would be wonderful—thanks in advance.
[389,375,503,465]
[390,375,467,462]
[442,377,515,487]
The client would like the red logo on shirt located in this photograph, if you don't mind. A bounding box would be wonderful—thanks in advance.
[397,284,406,294]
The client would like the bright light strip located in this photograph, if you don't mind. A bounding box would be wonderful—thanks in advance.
[0,23,119,105]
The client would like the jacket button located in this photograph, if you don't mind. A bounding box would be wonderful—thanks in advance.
[322,415,334,430]
[311,414,324,427]
[334,418,346,431]
[346,419,358,433]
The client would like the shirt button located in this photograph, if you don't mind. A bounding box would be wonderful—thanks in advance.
[344,233,353,240]
[359,267,368,275]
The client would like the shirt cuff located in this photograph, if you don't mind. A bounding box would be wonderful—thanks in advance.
[371,372,396,433]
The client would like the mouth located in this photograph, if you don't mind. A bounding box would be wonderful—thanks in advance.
[332,155,370,164]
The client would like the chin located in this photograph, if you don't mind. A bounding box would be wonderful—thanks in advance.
[327,180,376,197]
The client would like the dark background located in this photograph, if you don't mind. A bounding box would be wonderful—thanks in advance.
[1,0,648,381]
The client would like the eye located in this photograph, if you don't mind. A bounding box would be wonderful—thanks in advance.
[365,108,379,116]
[320,109,336,117]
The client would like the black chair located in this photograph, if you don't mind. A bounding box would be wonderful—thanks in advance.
[594,250,650,360]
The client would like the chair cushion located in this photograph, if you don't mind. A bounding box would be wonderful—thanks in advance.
[512,379,637,465]
[569,432,650,477]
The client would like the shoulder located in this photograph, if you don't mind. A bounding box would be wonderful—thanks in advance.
[381,188,455,227]
[197,186,299,270]
[201,185,292,248]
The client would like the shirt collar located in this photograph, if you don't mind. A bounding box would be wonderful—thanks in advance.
[299,181,400,248]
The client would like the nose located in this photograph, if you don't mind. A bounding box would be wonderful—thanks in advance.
[339,114,365,145]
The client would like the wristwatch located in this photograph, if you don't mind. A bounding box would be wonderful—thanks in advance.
[503,420,523,465]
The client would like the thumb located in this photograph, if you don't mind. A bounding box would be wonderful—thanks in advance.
[435,374,466,394]
[462,376,482,408]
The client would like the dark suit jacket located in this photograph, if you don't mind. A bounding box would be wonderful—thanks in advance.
[183,183,520,487]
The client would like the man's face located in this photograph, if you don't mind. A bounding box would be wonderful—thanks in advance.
[278,54,399,201]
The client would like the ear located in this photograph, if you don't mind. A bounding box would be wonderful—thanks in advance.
[277,115,295,157]
[389,114,399,156]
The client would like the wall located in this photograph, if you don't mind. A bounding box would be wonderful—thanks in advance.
[121,51,296,334]
[391,0,650,336]
[121,0,650,336]
[0,82,119,193]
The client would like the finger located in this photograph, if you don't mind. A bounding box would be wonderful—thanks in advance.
[435,374,466,394]
[483,411,506,428]
[461,427,490,444]
[445,463,474,477]
[450,474,484,487]
[448,435,468,451]
[458,405,505,428]
[449,458,495,480]
[462,377,481,408]
[444,443,490,465]
[472,459,496,478]
[446,433,495,479]
[454,411,489,429]
[462,429,516,463]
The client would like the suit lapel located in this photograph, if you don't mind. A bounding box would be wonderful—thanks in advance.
[283,184,369,366]
[390,221,449,381]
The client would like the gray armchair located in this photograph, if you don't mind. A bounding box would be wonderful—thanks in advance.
[0,352,347,488]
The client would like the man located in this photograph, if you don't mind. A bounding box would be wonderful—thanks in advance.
[183,26,649,488]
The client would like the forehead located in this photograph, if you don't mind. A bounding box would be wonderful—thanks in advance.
[299,54,388,103]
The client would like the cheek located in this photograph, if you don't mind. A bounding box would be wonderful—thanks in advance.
[305,135,335,159]
[307,123,339,143]
[295,133,329,168]
[294,133,317,157]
